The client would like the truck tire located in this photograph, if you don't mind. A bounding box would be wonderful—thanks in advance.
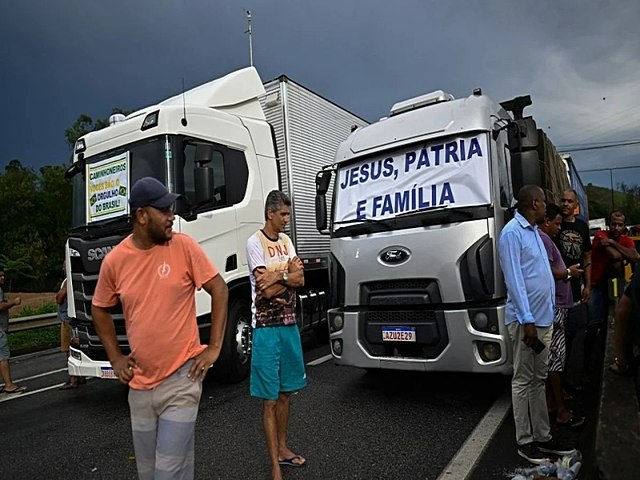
[314,322,330,344]
[211,298,252,383]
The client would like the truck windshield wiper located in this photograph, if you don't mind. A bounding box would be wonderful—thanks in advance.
[416,206,482,226]
[74,216,131,234]
[393,205,479,221]
[334,217,396,227]
[333,216,396,234]
[394,205,450,219]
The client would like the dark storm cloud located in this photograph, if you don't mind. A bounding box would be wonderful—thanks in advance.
[2,0,639,184]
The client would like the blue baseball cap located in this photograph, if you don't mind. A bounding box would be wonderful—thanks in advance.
[129,177,180,210]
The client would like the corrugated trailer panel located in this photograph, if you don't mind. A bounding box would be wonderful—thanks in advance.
[260,77,368,256]
[284,80,368,255]
[260,81,289,197]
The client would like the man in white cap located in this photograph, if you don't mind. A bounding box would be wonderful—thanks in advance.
[92,177,228,480]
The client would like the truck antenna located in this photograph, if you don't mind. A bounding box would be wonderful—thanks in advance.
[245,9,253,66]
[181,77,188,127]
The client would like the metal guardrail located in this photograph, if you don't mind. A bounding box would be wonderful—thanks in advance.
[8,313,58,332]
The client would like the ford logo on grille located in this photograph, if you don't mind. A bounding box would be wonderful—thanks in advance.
[379,246,411,265]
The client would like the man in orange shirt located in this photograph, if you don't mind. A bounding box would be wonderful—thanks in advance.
[92,177,228,480]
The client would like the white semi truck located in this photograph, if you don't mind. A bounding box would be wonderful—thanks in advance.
[64,67,368,382]
[316,91,584,374]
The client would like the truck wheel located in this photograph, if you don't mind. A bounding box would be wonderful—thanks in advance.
[314,322,330,344]
[211,298,252,383]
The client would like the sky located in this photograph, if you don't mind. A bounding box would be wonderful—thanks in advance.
[2,0,640,191]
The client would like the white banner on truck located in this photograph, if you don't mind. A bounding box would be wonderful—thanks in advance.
[334,134,490,223]
[86,152,130,223]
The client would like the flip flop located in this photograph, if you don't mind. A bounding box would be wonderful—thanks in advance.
[1,386,26,394]
[59,381,79,390]
[279,455,306,467]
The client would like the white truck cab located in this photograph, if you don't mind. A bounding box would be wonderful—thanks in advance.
[65,67,367,382]
[316,90,579,374]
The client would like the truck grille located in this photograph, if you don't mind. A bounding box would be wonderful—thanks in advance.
[360,279,442,306]
[68,234,127,357]
[365,310,436,323]
[360,307,448,360]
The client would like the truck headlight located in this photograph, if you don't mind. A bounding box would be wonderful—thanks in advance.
[477,341,501,362]
[472,312,488,330]
[332,339,343,356]
[330,314,343,332]
[470,310,499,334]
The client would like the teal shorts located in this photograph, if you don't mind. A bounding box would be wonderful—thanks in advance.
[250,325,307,400]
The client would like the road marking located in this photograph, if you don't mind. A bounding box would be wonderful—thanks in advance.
[0,383,64,403]
[306,354,332,366]
[436,389,512,480]
[16,368,68,383]
[0,367,68,390]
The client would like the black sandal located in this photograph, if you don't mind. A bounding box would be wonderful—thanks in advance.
[609,357,630,376]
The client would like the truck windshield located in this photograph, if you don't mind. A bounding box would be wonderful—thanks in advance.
[331,132,493,235]
[71,136,168,229]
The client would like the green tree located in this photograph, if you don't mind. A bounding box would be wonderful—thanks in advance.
[0,254,37,291]
[0,109,131,292]
[0,161,41,290]
[64,108,133,151]
[36,165,73,281]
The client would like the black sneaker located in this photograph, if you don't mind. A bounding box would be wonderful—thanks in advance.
[517,443,549,464]
[536,438,576,456]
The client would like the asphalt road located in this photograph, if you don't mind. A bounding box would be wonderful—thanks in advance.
[0,333,594,480]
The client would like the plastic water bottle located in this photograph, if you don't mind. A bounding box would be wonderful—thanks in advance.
[561,450,582,469]
[561,461,582,480]
[513,459,556,477]
[537,459,557,476]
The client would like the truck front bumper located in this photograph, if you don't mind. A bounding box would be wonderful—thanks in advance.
[68,346,117,379]
[328,306,512,374]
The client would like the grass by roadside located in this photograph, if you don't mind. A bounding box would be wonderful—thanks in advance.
[14,301,57,317]
[9,325,60,356]
[8,296,60,355]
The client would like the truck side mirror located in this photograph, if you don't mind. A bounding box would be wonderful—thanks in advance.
[510,150,542,195]
[65,153,85,179]
[194,167,214,206]
[316,171,332,195]
[316,195,327,231]
[195,143,214,165]
[507,118,542,194]
[315,171,332,232]
[188,142,215,208]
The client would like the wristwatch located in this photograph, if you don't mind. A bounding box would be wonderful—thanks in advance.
[566,268,571,280]
[282,271,289,283]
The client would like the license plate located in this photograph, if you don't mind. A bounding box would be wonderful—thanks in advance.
[100,367,117,379]
[382,326,416,342]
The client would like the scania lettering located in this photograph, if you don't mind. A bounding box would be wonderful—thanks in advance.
[87,246,113,262]
[65,68,368,382]
[316,91,586,373]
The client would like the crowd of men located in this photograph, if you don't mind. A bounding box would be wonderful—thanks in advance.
[3,179,639,477]
[499,185,639,465]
